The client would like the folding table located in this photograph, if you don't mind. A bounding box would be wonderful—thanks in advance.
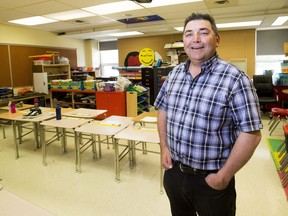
[113,126,163,193]
[74,115,132,173]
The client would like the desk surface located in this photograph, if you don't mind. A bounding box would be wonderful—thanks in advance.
[0,104,34,111]
[75,115,132,135]
[0,107,73,122]
[114,126,159,143]
[40,116,92,129]
[132,111,158,124]
[62,108,107,118]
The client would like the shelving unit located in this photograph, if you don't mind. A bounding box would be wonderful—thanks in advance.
[50,89,96,109]
[126,87,149,117]
[164,42,187,65]
[112,66,153,83]
[32,64,71,81]
[71,70,95,81]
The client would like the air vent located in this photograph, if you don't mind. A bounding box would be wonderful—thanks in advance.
[74,19,85,24]
[132,0,152,3]
[214,0,229,4]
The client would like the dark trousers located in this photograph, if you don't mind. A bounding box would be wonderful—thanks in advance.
[164,162,236,216]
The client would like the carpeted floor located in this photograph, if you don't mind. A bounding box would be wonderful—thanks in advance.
[266,138,288,200]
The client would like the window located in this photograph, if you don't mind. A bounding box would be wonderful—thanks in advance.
[99,41,118,77]
[100,50,119,76]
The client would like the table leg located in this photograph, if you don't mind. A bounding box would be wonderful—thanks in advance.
[75,131,80,173]
[12,121,19,159]
[61,128,67,153]
[17,124,22,144]
[114,137,120,182]
[40,125,47,166]
[97,134,102,158]
[33,122,40,149]
[92,134,97,159]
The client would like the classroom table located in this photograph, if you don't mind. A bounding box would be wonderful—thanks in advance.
[40,108,107,167]
[40,116,92,168]
[113,126,163,193]
[0,104,34,139]
[0,107,58,158]
[0,104,34,112]
[132,111,157,126]
[74,115,132,173]
[62,108,107,119]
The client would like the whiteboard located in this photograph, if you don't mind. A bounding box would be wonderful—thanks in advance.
[229,58,247,73]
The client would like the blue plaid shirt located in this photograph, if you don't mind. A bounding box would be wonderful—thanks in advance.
[154,54,263,170]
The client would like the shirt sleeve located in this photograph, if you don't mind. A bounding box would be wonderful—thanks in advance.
[230,73,263,132]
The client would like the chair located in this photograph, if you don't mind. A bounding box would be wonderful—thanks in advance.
[278,124,288,187]
[268,107,288,135]
[253,75,278,112]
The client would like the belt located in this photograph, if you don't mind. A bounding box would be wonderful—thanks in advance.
[175,161,218,176]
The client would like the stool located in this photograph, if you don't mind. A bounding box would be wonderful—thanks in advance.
[279,124,288,187]
[268,108,288,136]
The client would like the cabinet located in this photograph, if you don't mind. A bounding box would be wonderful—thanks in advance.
[141,67,173,105]
[96,91,126,117]
[126,88,149,117]
[33,64,71,97]
[50,89,96,109]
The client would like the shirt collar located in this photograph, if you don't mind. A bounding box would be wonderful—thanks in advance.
[184,52,219,74]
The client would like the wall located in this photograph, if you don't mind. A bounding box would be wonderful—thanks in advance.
[118,34,182,66]
[118,29,256,78]
[0,24,86,65]
[217,29,255,78]
[0,24,87,88]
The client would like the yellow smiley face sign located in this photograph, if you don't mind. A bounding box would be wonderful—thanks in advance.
[139,47,155,66]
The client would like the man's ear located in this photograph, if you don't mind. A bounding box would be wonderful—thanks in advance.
[216,35,220,48]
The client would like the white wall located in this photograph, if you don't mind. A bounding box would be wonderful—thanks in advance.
[0,24,86,66]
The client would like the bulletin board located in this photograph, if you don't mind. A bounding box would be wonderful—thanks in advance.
[0,45,12,87]
[0,44,77,87]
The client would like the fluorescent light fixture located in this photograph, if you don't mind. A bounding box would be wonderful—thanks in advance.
[45,10,94,21]
[217,21,262,28]
[9,16,57,26]
[141,0,202,8]
[271,16,288,26]
[82,1,142,15]
[108,31,143,37]
[174,27,183,31]
[174,20,262,31]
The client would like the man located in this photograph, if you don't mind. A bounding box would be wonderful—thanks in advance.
[154,13,262,216]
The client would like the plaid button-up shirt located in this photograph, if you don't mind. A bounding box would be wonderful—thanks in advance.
[154,54,263,170]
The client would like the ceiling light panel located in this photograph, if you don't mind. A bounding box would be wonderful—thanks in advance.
[45,9,95,21]
[217,20,262,28]
[9,16,57,26]
[271,16,288,26]
[108,31,143,37]
[82,1,143,15]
